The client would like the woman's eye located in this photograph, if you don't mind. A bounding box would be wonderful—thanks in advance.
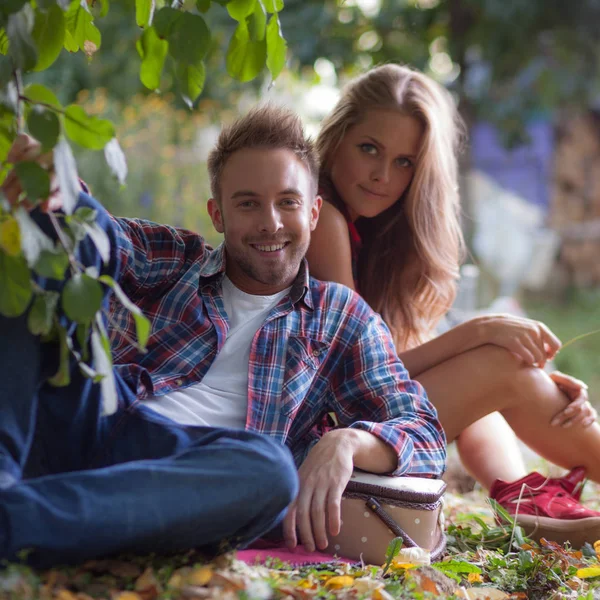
[358,143,377,155]
[395,157,413,168]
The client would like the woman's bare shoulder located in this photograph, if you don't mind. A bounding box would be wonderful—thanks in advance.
[307,201,355,288]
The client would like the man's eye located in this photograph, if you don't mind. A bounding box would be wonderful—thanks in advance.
[281,198,299,206]
[358,143,377,155]
[238,201,255,208]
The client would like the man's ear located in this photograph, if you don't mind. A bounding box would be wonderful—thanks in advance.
[309,195,323,231]
[207,198,224,234]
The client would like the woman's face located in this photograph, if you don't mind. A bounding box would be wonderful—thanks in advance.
[329,109,423,221]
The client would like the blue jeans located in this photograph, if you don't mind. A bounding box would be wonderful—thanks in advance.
[0,208,298,568]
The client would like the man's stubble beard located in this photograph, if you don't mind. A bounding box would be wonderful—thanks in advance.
[226,234,309,288]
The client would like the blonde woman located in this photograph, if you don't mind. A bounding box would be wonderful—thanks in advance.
[307,63,600,545]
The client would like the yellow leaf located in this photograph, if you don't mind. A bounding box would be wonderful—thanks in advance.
[577,567,600,579]
[112,593,142,600]
[0,217,21,257]
[390,560,417,571]
[187,566,213,586]
[55,590,78,600]
[325,575,354,589]
[468,572,483,583]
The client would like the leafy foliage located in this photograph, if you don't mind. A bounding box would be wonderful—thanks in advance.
[0,0,288,413]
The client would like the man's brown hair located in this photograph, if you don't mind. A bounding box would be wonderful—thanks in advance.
[207,104,320,202]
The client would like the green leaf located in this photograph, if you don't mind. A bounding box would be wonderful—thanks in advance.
[33,246,70,280]
[263,0,283,12]
[99,274,150,350]
[62,272,104,324]
[27,290,59,336]
[249,0,266,41]
[14,161,51,203]
[47,323,71,386]
[73,206,97,224]
[32,3,65,71]
[226,20,266,82]
[136,26,167,90]
[227,0,256,21]
[23,83,62,109]
[433,559,482,575]
[6,5,37,72]
[64,1,101,55]
[104,138,127,185]
[153,7,181,38]
[27,106,60,151]
[1,0,29,16]
[135,0,154,28]
[176,61,205,109]
[14,206,54,267]
[266,14,285,79]
[93,314,117,415]
[0,250,32,317]
[64,104,115,150]
[0,30,7,56]
[196,0,211,12]
[382,536,403,576]
[167,12,210,65]
[54,137,80,215]
[0,121,14,165]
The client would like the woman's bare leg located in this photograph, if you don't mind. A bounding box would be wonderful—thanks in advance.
[454,414,527,489]
[416,344,600,486]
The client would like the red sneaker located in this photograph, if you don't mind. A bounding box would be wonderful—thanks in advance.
[489,469,600,548]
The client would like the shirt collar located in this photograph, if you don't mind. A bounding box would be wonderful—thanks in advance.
[199,242,313,310]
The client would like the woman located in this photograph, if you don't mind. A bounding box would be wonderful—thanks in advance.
[307,63,600,542]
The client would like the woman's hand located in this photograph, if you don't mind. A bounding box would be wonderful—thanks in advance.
[549,371,597,428]
[470,314,561,368]
[1,134,63,211]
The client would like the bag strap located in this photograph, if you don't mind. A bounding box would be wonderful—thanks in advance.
[365,497,419,548]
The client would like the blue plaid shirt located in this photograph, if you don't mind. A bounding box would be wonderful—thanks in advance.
[96,198,446,477]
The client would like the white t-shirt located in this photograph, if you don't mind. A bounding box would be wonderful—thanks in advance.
[144,276,290,428]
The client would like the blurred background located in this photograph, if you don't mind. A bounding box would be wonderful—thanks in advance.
[27,0,600,400]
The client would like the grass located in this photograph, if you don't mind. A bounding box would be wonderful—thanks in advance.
[523,287,600,406]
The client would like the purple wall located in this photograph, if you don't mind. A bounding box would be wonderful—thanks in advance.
[470,119,553,210]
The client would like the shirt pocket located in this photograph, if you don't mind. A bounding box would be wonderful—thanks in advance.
[280,336,330,416]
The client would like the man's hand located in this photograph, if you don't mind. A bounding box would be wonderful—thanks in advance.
[282,428,397,552]
[283,430,354,552]
[549,371,597,428]
[1,134,63,211]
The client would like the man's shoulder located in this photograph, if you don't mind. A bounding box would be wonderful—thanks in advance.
[307,276,373,320]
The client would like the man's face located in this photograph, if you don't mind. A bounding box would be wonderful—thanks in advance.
[208,147,322,295]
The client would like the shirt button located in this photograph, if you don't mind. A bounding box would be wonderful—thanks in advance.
[176,379,184,386]
[312,350,320,357]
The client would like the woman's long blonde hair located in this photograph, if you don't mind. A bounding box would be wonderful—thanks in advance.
[317,64,465,349]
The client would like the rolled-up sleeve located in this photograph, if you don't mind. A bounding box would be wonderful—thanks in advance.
[329,312,446,478]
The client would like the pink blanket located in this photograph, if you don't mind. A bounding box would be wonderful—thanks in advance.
[237,541,354,566]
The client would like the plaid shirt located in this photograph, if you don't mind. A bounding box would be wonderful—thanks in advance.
[91,197,445,477]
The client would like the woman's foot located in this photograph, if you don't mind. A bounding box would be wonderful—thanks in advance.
[490,468,600,548]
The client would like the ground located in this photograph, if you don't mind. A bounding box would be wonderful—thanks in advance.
[3,481,600,600]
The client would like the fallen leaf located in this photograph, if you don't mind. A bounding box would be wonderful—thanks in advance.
[324,575,354,589]
[188,566,213,586]
[576,567,600,579]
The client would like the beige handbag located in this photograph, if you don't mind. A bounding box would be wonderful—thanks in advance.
[326,471,447,565]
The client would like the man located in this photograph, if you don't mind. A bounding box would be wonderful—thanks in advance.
[0,106,445,568]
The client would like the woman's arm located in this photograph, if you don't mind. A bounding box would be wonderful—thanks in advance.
[400,313,562,377]
[305,201,356,289]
